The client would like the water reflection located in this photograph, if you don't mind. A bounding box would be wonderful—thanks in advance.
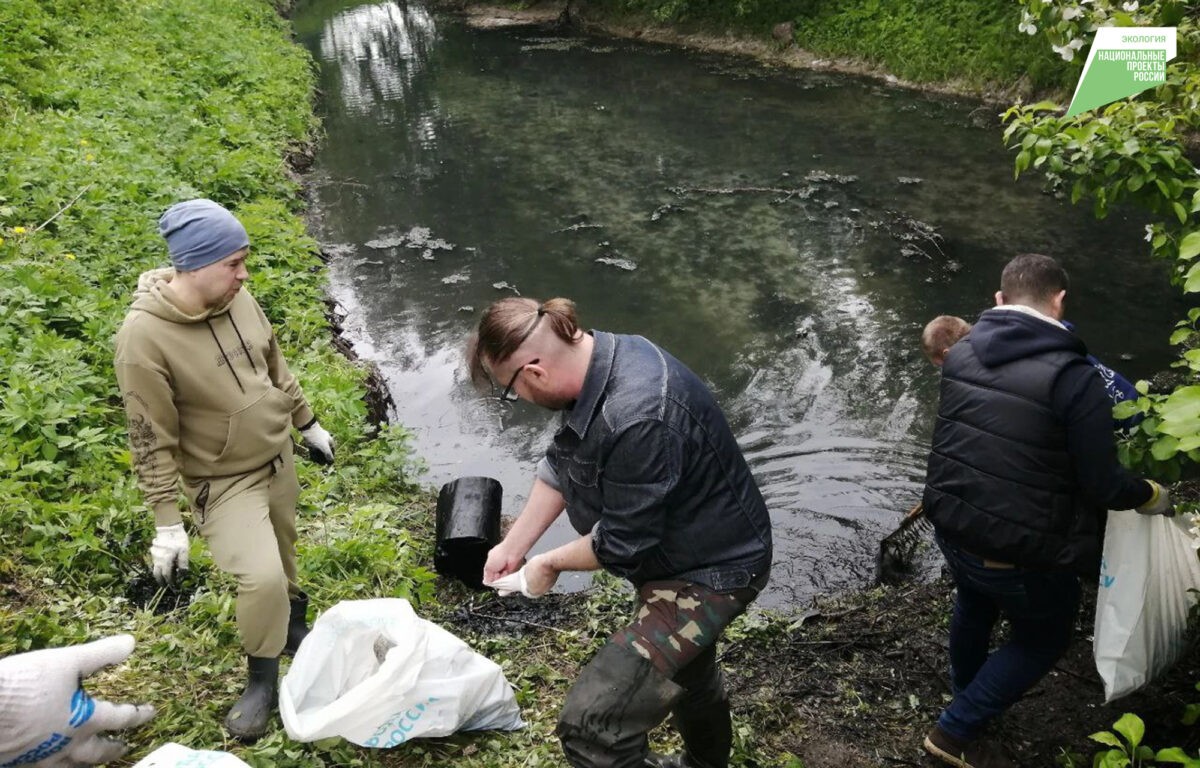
[295,2,1181,606]
[318,2,439,136]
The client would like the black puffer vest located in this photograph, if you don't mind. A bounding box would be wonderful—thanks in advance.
[924,312,1101,574]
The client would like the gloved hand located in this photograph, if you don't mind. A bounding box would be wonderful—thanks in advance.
[484,566,537,598]
[1136,480,1174,517]
[149,523,189,587]
[0,635,155,767]
[300,421,335,465]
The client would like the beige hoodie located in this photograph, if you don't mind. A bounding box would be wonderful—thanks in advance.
[114,268,315,526]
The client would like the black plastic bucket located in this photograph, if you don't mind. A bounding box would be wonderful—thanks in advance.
[434,476,502,589]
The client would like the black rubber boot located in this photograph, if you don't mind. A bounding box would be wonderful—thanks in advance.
[557,643,684,768]
[224,655,279,742]
[671,646,733,768]
[282,591,310,656]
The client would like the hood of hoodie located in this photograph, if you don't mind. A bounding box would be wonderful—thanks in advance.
[130,267,235,323]
[969,307,1087,368]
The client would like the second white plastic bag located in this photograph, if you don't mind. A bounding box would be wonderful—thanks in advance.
[279,598,524,746]
[1094,511,1200,702]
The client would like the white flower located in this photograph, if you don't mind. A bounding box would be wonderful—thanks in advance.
[1062,6,1083,20]
[1053,43,1077,61]
[1145,224,1154,242]
[1122,0,1138,10]
[1019,16,1039,34]
[1069,37,1085,49]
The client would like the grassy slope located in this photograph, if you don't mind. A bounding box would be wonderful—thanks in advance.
[577,0,1078,97]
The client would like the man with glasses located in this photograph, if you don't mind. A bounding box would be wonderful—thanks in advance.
[466,297,772,768]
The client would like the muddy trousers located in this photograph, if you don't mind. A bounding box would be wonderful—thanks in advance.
[185,442,301,658]
[556,579,761,768]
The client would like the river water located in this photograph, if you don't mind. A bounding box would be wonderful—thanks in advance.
[292,0,1181,605]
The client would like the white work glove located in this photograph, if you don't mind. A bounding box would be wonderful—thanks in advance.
[1136,480,1175,517]
[149,523,189,587]
[484,566,539,598]
[0,635,155,767]
[300,421,335,465]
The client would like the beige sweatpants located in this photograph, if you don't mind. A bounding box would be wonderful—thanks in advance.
[184,441,300,658]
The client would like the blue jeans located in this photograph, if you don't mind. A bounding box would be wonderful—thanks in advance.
[936,535,1081,741]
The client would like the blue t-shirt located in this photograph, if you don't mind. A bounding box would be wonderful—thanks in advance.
[1063,321,1141,432]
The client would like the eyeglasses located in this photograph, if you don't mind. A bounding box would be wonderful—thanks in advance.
[498,358,540,402]
[492,309,545,403]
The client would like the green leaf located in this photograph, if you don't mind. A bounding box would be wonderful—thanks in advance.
[1156,747,1196,764]
[1015,150,1031,178]
[1180,231,1200,261]
[1113,713,1144,749]
[1184,262,1200,293]
[1176,435,1200,453]
[1028,100,1061,112]
[1170,327,1194,345]
[1151,435,1180,461]
[1091,731,1124,748]
[1114,400,1144,419]
[1175,202,1188,225]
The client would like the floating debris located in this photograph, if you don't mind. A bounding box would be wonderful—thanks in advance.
[886,211,947,260]
[595,256,638,271]
[492,281,521,294]
[554,221,604,233]
[898,177,923,185]
[365,225,456,253]
[365,236,406,250]
[441,272,470,285]
[320,242,356,259]
[421,249,435,261]
[804,170,859,184]
[457,306,475,313]
[823,201,840,209]
[520,38,580,52]
[650,203,688,222]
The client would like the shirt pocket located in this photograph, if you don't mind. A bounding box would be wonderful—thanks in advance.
[563,456,603,518]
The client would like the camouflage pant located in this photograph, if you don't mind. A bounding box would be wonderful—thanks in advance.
[614,580,755,678]
[556,576,765,768]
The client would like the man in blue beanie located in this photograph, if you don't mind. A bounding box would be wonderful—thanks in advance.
[114,198,336,741]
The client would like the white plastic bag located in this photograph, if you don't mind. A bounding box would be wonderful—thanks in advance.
[131,743,251,767]
[1094,511,1200,702]
[279,598,524,746]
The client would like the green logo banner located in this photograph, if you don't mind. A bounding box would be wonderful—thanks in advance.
[1067,27,1177,118]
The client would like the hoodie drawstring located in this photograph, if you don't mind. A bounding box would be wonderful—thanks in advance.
[228,314,258,374]
[206,319,246,394]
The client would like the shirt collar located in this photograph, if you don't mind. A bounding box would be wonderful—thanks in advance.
[991,304,1068,330]
[566,330,614,438]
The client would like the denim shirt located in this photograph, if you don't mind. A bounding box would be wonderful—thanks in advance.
[536,331,772,591]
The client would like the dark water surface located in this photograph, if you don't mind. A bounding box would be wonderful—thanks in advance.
[292,1,1181,605]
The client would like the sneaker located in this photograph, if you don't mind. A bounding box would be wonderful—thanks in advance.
[923,726,1015,768]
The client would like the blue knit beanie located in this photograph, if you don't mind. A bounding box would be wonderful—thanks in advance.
[158,199,250,272]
